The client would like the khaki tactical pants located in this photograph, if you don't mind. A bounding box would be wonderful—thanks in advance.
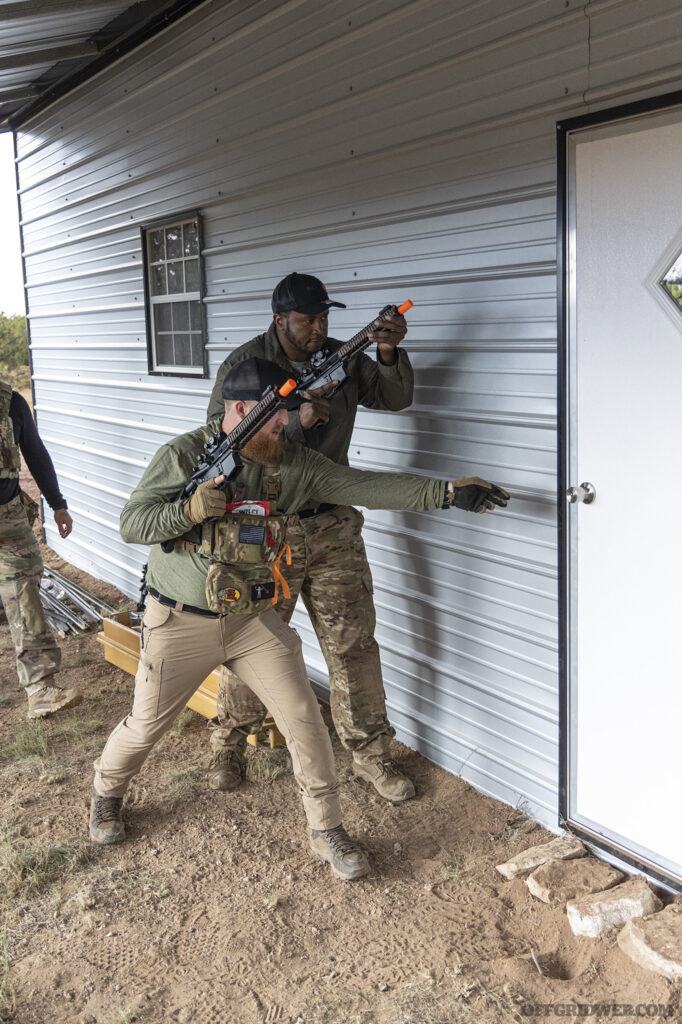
[215,505,394,756]
[0,494,60,689]
[94,597,341,831]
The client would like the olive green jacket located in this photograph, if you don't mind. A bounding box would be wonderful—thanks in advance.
[205,322,414,469]
[121,419,445,610]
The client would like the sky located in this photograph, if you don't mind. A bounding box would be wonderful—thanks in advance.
[0,131,26,316]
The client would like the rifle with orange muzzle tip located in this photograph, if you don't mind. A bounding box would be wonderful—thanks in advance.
[181,376,297,501]
[295,300,414,400]
[160,376,297,552]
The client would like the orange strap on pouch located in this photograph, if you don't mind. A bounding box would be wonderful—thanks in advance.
[271,544,292,605]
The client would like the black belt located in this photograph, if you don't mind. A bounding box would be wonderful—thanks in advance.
[296,503,338,520]
[147,587,219,618]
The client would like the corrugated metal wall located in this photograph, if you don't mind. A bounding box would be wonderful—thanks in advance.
[14,0,682,826]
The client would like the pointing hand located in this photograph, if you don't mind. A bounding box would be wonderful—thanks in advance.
[445,477,510,514]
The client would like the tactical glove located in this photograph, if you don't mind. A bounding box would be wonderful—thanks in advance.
[182,478,226,524]
[444,477,510,514]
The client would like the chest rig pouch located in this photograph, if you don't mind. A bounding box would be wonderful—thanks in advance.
[200,469,292,615]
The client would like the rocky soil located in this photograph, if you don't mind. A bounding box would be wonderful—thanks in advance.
[0,461,679,1023]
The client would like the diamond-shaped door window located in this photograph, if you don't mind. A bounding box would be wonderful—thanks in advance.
[660,251,682,314]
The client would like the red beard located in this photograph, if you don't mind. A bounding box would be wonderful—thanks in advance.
[241,432,285,465]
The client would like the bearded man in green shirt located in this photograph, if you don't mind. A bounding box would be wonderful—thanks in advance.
[90,358,508,881]
[205,273,420,802]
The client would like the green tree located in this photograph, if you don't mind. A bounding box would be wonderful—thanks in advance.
[0,313,28,368]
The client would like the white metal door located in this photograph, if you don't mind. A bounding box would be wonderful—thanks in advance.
[565,105,682,884]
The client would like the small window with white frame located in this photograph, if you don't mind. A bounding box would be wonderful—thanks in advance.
[142,212,207,376]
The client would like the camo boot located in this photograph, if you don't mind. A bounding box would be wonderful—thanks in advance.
[89,791,125,845]
[309,825,370,881]
[207,727,248,791]
[352,752,416,803]
[27,683,82,719]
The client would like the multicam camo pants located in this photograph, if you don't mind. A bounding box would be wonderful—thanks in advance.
[213,505,394,755]
[0,494,60,689]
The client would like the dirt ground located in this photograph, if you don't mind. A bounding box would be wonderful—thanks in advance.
[1,483,680,1023]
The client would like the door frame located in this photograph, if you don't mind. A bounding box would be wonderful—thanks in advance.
[557,90,682,892]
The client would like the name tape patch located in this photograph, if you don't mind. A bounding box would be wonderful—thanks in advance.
[225,500,270,516]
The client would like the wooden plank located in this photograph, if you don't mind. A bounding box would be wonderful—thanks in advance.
[95,632,140,677]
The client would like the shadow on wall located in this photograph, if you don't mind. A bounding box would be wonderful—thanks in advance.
[373,306,495,771]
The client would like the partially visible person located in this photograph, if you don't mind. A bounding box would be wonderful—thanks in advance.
[0,380,81,718]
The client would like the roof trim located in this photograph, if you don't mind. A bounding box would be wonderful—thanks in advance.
[6,0,210,132]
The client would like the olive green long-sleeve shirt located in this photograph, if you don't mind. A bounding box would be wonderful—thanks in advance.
[206,322,414,470]
[121,419,445,611]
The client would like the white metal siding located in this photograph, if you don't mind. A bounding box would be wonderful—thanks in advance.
[14,0,682,826]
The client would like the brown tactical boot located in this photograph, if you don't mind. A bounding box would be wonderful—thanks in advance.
[27,684,82,720]
[309,825,370,881]
[352,753,416,803]
[89,791,125,845]
[207,724,248,791]
[207,748,246,791]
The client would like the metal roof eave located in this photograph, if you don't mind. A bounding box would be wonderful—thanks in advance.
[1,0,210,133]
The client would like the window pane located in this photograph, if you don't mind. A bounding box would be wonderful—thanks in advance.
[154,303,172,332]
[144,217,204,374]
[172,302,189,332]
[184,258,199,293]
[173,333,191,365]
[156,334,174,365]
[150,264,167,296]
[149,229,165,262]
[167,261,184,294]
[189,300,202,330]
[166,226,182,261]
[183,221,199,256]
[660,251,682,313]
[190,333,204,366]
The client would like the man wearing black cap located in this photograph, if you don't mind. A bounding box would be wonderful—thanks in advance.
[205,273,417,802]
[90,357,508,879]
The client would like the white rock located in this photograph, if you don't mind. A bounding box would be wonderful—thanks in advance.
[617,904,682,979]
[567,877,662,937]
[526,857,624,904]
[496,836,586,880]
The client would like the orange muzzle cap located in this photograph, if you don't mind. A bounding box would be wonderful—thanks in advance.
[397,300,413,315]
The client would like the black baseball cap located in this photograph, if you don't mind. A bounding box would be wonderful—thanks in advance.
[271,272,346,315]
[222,357,304,409]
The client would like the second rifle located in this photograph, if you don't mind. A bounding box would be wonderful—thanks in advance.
[295,299,413,399]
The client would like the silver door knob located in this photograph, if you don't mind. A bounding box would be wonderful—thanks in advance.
[566,482,596,504]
